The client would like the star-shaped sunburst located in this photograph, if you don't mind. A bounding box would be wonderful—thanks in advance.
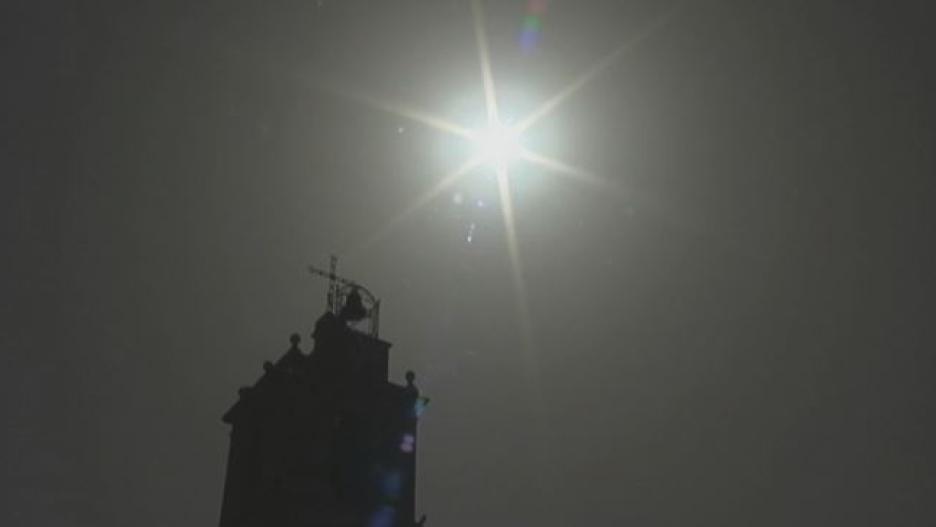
[327,0,677,343]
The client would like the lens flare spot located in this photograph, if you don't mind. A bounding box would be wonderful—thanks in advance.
[412,398,428,418]
[522,15,542,32]
[528,0,547,14]
[380,470,403,499]
[520,28,541,52]
[369,506,397,527]
[519,2,547,52]
[400,433,416,453]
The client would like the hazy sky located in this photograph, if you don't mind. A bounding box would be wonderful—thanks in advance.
[4,0,935,525]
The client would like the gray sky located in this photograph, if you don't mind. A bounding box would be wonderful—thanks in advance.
[3,0,935,525]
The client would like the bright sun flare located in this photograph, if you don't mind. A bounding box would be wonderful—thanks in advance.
[340,0,676,254]
[473,122,521,169]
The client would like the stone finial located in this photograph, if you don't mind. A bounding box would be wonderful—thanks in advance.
[289,333,301,349]
[263,361,274,373]
[405,370,416,388]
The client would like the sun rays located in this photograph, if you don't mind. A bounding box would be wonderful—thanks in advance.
[357,153,485,250]
[471,0,500,125]
[513,3,682,135]
[322,81,475,140]
[346,0,638,249]
[326,1,679,348]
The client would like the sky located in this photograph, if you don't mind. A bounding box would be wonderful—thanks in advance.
[3,0,935,525]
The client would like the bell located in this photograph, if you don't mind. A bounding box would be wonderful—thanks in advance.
[339,287,367,322]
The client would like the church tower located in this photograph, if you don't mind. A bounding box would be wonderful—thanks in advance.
[218,265,427,527]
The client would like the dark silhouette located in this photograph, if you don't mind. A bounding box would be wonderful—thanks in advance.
[218,275,426,527]
[339,287,369,324]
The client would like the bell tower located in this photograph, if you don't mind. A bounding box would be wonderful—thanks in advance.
[218,262,428,527]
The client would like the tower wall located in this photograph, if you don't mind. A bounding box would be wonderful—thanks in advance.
[218,313,423,527]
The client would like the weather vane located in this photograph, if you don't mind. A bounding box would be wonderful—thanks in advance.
[308,255,382,337]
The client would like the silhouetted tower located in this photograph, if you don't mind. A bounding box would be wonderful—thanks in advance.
[218,262,428,527]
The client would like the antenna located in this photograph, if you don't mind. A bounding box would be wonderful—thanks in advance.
[328,254,338,314]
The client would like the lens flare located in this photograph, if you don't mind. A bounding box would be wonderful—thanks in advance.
[368,506,397,527]
[519,1,547,53]
[400,433,416,453]
[379,470,403,499]
[412,398,428,418]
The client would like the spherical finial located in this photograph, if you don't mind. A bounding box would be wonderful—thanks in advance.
[263,361,274,373]
[405,370,416,387]
[289,333,301,348]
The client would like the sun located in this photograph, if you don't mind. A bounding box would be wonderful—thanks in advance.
[473,121,521,170]
[338,0,677,254]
